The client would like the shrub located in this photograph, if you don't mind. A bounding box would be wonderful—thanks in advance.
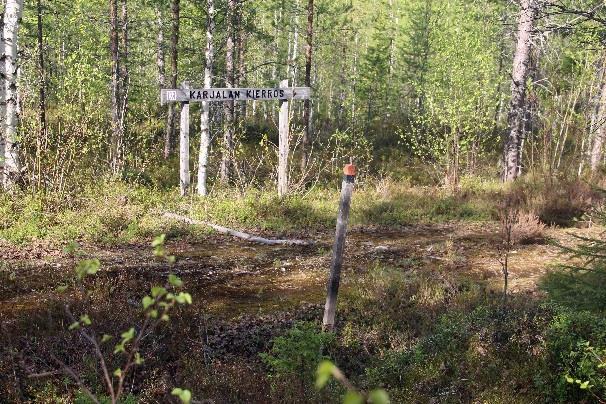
[260,322,336,402]
[544,309,606,402]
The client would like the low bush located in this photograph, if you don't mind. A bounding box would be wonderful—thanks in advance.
[543,308,606,402]
[260,321,337,402]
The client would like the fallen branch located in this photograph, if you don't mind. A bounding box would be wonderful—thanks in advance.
[163,212,315,246]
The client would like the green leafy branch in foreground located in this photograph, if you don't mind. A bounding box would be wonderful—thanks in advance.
[316,360,390,404]
[50,234,193,404]
[564,341,606,403]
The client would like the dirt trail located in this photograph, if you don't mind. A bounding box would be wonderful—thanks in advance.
[1,221,597,323]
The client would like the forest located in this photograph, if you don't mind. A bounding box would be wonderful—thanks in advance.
[3,0,606,402]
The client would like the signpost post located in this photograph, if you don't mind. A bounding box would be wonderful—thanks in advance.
[161,82,311,196]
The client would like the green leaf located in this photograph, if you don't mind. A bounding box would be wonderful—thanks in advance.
[343,391,364,404]
[167,255,176,264]
[56,285,69,292]
[68,321,80,330]
[134,352,144,365]
[151,286,167,298]
[175,292,192,305]
[76,259,101,279]
[151,234,166,248]
[565,375,574,384]
[368,389,390,404]
[148,309,158,319]
[121,328,135,343]
[142,295,154,309]
[168,274,183,287]
[161,314,170,322]
[113,368,122,378]
[80,315,92,326]
[171,388,192,404]
[101,334,113,343]
[315,360,336,389]
[579,381,591,389]
[114,343,125,354]
[63,241,80,254]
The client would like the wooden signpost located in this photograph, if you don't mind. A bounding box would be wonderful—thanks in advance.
[322,164,357,332]
[161,81,311,197]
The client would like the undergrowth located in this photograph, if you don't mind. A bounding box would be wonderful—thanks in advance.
[0,177,503,245]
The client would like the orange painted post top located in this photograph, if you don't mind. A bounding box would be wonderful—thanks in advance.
[343,164,357,177]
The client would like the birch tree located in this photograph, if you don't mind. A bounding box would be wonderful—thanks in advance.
[589,51,606,173]
[1,4,6,186]
[2,0,24,189]
[35,0,47,190]
[197,0,215,196]
[502,0,539,182]
[156,5,165,91]
[301,0,314,170]
[109,0,121,175]
[119,0,129,142]
[164,0,179,159]
[220,0,236,184]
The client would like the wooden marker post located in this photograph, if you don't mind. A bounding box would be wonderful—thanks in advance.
[322,164,357,332]
[278,79,289,198]
[179,82,191,196]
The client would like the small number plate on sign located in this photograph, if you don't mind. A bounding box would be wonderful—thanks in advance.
[167,91,177,101]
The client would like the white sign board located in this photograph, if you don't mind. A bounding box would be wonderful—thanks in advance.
[161,87,311,105]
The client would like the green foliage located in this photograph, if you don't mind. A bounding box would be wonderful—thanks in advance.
[171,388,193,404]
[316,360,390,404]
[362,301,550,402]
[74,391,138,404]
[544,308,606,402]
[261,322,335,401]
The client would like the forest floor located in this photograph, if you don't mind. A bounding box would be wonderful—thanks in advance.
[2,221,589,322]
[0,216,599,401]
[1,174,603,402]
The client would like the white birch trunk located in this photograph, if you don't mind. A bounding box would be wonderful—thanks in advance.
[590,80,606,173]
[180,101,190,195]
[197,0,214,196]
[291,0,299,87]
[2,0,23,189]
[278,79,289,197]
[179,84,190,196]
[0,9,5,182]
[503,0,538,181]
[155,6,165,90]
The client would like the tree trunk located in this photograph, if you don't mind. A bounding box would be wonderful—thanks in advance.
[236,6,246,130]
[2,0,23,189]
[301,0,314,170]
[164,0,180,159]
[197,0,215,196]
[590,82,606,173]
[109,0,121,175]
[180,85,190,196]
[155,6,165,90]
[119,0,129,154]
[0,8,4,187]
[278,79,289,197]
[220,0,236,184]
[502,0,539,181]
[36,0,47,190]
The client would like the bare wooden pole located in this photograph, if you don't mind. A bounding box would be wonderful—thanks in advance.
[322,164,356,332]
[179,82,190,196]
[278,79,289,197]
